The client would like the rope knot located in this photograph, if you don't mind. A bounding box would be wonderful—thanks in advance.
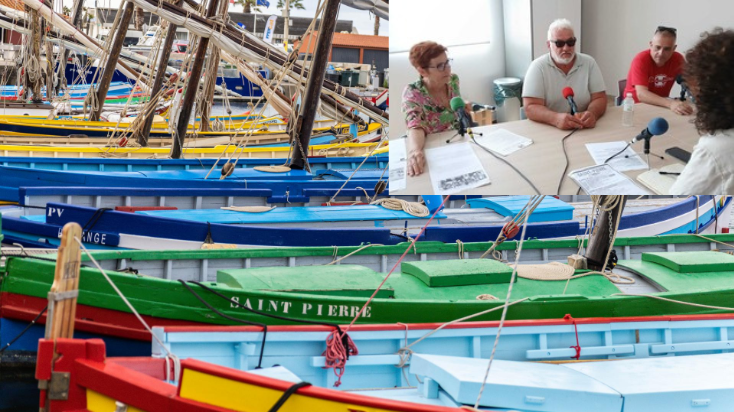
[564,314,581,360]
[322,329,358,387]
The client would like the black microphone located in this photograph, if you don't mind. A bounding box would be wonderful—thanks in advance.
[450,96,474,137]
[562,87,578,115]
[676,75,688,101]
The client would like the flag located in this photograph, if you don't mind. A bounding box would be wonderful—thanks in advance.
[263,15,277,43]
[257,0,270,7]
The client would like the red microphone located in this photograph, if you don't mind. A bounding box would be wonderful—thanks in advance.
[562,87,578,115]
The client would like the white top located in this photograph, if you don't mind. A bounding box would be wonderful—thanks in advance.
[669,129,734,195]
[522,53,606,114]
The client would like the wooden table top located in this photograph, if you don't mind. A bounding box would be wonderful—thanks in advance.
[391,103,698,195]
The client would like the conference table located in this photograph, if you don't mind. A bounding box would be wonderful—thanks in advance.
[390,103,699,195]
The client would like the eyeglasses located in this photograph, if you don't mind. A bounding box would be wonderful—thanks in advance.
[425,59,453,72]
[656,26,677,35]
[550,38,577,48]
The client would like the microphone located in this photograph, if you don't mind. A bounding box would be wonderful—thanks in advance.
[630,117,669,144]
[676,75,693,103]
[562,87,578,115]
[450,96,474,137]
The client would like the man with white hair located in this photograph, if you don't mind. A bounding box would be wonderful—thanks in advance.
[522,19,607,130]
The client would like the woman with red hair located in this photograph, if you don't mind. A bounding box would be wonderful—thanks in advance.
[402,41,466,176]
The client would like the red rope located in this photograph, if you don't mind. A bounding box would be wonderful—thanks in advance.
[564,314,581,360]
[323,195,450,387]
[322,330,358,387]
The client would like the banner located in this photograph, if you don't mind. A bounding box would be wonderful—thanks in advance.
[262,15,277,44]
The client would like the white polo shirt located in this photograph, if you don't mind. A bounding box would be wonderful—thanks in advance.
[669,129,734,195]
[522,53,606,114]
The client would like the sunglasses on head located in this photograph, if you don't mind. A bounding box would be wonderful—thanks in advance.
[656,26,677,35]
[551,37,577,48]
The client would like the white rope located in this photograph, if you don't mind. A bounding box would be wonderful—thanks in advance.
[473,207,532,409]
[611,293,734,312]
[74,237,181,383]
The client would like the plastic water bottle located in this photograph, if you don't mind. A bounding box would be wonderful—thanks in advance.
[622,93,635,127]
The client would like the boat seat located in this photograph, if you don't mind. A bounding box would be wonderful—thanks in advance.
[466,196,574,222]
[313,169,386,180]
[401,259,515,287]
[642,251,734,273]
[216,265,394,298]
[137,205,443,224]
[409,354,622,411]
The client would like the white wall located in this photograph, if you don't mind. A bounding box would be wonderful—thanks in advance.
[582,0,734,97]
[503,0,581,79]
[389,0,506,138]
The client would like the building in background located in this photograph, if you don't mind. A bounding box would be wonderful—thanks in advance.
[297,31,388,74]
[90,8,353,47]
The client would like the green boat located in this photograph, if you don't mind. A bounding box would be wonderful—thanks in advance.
[3,233,734,357]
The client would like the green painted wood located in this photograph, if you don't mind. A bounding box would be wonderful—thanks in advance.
[217,265,395,298]
[5,248,734,327]
[41,233,734,265]
[642,251,734,273]
[401,259,514,287]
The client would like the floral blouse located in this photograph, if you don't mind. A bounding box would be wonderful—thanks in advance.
[402,74,462,135]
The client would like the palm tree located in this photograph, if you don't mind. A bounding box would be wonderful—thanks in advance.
[134,6,145,31]
[276,0,306,12]
[373,15,380,36]
[235,0,263,13]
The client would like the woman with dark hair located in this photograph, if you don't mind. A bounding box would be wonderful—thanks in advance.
[401,41,467,176]
[670,29,734,194]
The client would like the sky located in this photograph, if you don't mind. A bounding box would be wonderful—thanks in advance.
[79,0,388,36]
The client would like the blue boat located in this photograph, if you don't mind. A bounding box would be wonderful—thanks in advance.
[1,195,729,251]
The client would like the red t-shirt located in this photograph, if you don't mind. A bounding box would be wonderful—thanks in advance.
[624,50,685,103]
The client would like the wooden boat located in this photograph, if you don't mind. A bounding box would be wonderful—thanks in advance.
[0,141,382,159]
[37,311,734,412]
[0,81,135,101]
[2,196,729,250]
[4,235,734,357]
[0,117,382,147]
[0,154,388,172]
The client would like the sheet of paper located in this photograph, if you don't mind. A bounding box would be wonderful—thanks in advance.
[424,142,490,195]
[585,141,648,172]
[568,164,650,195]
[474,128,533,156]
[388,138,407,192]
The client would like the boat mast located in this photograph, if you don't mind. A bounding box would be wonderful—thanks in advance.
[135,0,184,146]
[197,0,229,132]
[289,0,341,170]
[26,9,43,102]
[59,0,92,92]
[171,0,222,159]
[89,1,135,121]
[283,0,289,52]
[585,196,627,271]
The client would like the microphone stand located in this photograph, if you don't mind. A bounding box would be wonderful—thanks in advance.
[640,136,665,170]
[447,128,484,144]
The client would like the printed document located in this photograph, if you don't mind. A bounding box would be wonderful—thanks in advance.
[388,138,407,192]
[474,128,533,156]
[586,141,648,172]
[568,164,650,195]
[425,142,490,195]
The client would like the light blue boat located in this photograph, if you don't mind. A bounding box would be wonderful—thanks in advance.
[151,313,734,411]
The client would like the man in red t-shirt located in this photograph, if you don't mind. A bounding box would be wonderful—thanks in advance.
[623,26,693,115]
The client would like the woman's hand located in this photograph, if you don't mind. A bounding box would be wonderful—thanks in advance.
[408,148,426,176]
[406,128,428,177]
